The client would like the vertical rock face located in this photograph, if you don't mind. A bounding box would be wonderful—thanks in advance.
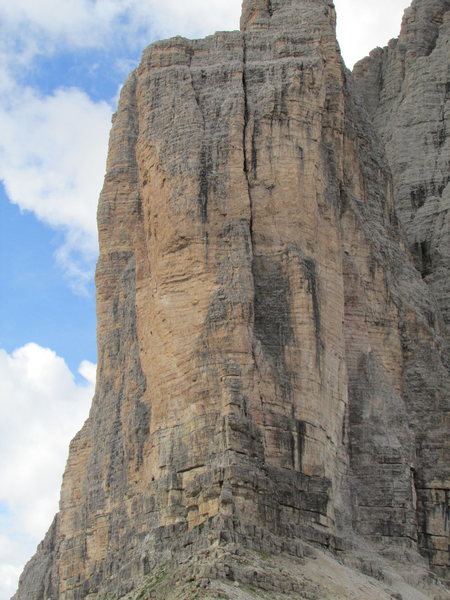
[353,0,450,329]
[352,0,450,580]
[13,0,449,598]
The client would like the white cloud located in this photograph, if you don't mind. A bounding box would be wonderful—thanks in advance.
[0,0,122,49]
[0,343,94,599]
[0,87,110,236]
[0,86,112,292]
[136,0,241,39]
[0,0,409,67]
[0,0,241,52]
[79,358,97,385]
[0,563,22,600]
[0,0,411,293]
[0,0,239,294]
[0,3,416,600]
[335,0,410,68]
[0,531,34,600]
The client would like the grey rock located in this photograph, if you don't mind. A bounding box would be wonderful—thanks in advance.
[352,0,450,580]
[12,0,450,598]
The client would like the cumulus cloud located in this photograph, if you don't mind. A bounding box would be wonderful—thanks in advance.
[0,0,234,295]
[0,343,94,599]
[0,343,95,535]
[0,0,126,50]
[0,86,112,292]
[0,0,410,293]
[0,0,410,67]
[79,358,97,385]
[25,0,239,41]
[0,3,414,599]
[0,0,241,59]
[135,0,241,39]
[0,532,30,600]
[334,0,409,68]
[0,558,22,600]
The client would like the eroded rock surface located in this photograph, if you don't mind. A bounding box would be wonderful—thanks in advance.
[353,0,450,330]
[13,0,450,598]
[352,0,450,580]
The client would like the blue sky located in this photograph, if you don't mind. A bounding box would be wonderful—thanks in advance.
[0,1,410,597]
[0,191,96,376]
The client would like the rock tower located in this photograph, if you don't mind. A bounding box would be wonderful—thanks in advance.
[14,0,449,598]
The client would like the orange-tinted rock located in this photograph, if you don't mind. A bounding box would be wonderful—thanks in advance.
[13,1,449,598]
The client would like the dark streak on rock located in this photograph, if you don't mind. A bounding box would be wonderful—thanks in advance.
[410,185,427,210]
[303,257,322,368]
[254,256,293,397]
[251,119,259,175]
[296,419,306,472]
[198,143,212,222]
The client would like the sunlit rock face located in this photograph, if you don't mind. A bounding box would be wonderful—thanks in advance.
[13,0,449,598]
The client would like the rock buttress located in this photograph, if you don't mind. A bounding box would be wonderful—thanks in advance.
[13,0,450,598]
[352,0,450,580]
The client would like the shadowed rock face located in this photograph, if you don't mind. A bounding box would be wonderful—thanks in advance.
[352,0,450,580]
[13,1,449,598]
[353,0,450,331]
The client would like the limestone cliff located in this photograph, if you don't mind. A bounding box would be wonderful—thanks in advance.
[352,0,450,580]
[13,0,450,599]
[353,0,450,331]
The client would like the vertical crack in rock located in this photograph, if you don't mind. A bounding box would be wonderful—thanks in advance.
[302,257,322,369]
[189,50,210,224]
[242,33,254,258]
[241,31,263,388]
[295,419,306,472]
[198,143,212,223]
[12,1,450,597]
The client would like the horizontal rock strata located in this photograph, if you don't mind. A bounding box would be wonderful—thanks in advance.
[13,0,450,598]
[352,0,450,580]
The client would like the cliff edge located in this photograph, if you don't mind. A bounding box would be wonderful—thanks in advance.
[13,0,450,598]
